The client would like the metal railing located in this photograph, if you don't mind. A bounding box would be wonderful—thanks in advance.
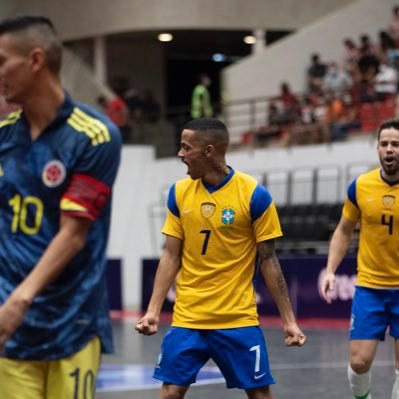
[148,162,374,256]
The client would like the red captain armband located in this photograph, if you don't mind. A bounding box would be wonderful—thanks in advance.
[61,173,111,220]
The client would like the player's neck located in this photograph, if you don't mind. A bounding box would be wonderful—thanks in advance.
[381,169,399,183]
[22,80,65,140]
[202,164,230,186]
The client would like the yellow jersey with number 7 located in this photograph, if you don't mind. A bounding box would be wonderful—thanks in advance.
[162,167,282,329]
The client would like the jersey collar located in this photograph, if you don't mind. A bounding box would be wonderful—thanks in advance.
[19,91,75,137]
[43,91,75,131]
[202,166,235,193]
[380,169,399,186]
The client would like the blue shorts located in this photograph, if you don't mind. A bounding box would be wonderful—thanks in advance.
[350,286,399,340]
[153,326,275,389]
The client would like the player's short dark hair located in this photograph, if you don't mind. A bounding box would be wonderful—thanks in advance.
[0,16,56,35]
[184,117,229,148]
[0,15,62,73]
[377,118,399,140]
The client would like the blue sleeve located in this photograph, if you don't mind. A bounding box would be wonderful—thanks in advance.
[167,184,180,217]
[73,110,122,187]
[250,184,273,223]
[347,178,358,208]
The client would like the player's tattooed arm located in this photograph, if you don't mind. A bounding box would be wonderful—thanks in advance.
[257,240,294,321]
[258,240,307,346]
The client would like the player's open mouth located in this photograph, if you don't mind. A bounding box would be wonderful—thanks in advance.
[385,157,395,165]
[181,161,190,174]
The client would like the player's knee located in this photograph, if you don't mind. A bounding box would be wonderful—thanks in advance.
[350,356,372,374]
[160,383,188,399]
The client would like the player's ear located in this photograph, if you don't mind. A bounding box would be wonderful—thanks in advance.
[205,144,214,157]
[29,47,46,73]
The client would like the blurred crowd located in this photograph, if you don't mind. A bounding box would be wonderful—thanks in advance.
[98,76,161,144]
[3,7,399,151]
[247,6,399,148]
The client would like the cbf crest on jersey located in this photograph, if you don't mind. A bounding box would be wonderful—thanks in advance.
[382,195,396,209]
[221,207,235,225]
[201,202,216,219]
[42,160,66,188]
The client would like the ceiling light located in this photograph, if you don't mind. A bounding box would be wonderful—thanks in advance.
[212,53,226,62]
[158,33,173,42]
[243,35,256,44]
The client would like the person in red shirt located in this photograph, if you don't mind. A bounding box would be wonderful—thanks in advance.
[107,77,132,143]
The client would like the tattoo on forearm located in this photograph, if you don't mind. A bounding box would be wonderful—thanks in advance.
[258,241,290,301]
[271,256,290,299]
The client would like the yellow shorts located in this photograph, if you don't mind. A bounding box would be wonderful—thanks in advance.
[0,336,101,399]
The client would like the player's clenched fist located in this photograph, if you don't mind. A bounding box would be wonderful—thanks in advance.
[135,313,159,335]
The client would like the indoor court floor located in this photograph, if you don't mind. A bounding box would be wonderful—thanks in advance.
[96,318,395,398]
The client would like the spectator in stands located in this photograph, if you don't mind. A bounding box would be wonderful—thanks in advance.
[274,82,301,124]
[320,118,399,399]
[125,86,143,126]
[378,30,399,72]
[357,44,380,79]
[300,95,317,125]
[342,38,360,78]
[324,62,353,95]
[140,89,161,123]
[307,53,327,94]
[359,34,378,57]
[254,101,283,145]
[387,5,399,47]
[379,30,397,56]
[327,93,360,141]
[96,95,108,113]
[312,93,329,124]
[374,56,398,100]
[191,73,213,118]
[356,46,380,102]
[107,77,132,143]
[323,92,344,125]
[288,95,329,146]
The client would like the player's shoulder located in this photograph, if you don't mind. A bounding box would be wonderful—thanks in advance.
[232,169,260,191]
[356,168,380,185]
[174,176,195,192]
[234,169,258,183]
[67,103,121,146]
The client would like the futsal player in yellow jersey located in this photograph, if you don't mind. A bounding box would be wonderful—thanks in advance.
[320,118,399,399]
[136,118,306,399]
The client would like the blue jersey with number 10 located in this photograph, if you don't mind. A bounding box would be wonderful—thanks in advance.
[0,93,121,360]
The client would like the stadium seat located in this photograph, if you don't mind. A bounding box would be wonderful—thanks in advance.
[375,98,396,124]
[358,102,379,132]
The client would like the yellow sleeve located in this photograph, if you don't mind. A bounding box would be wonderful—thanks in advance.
[253,202,283,243]
[162,210,184,239]
[342,197,360,222]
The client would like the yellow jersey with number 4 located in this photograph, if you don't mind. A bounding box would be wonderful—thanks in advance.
[162,168,282,329]
[343,168,399,288]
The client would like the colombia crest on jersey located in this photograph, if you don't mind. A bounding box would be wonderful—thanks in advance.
[0,93,121,359]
